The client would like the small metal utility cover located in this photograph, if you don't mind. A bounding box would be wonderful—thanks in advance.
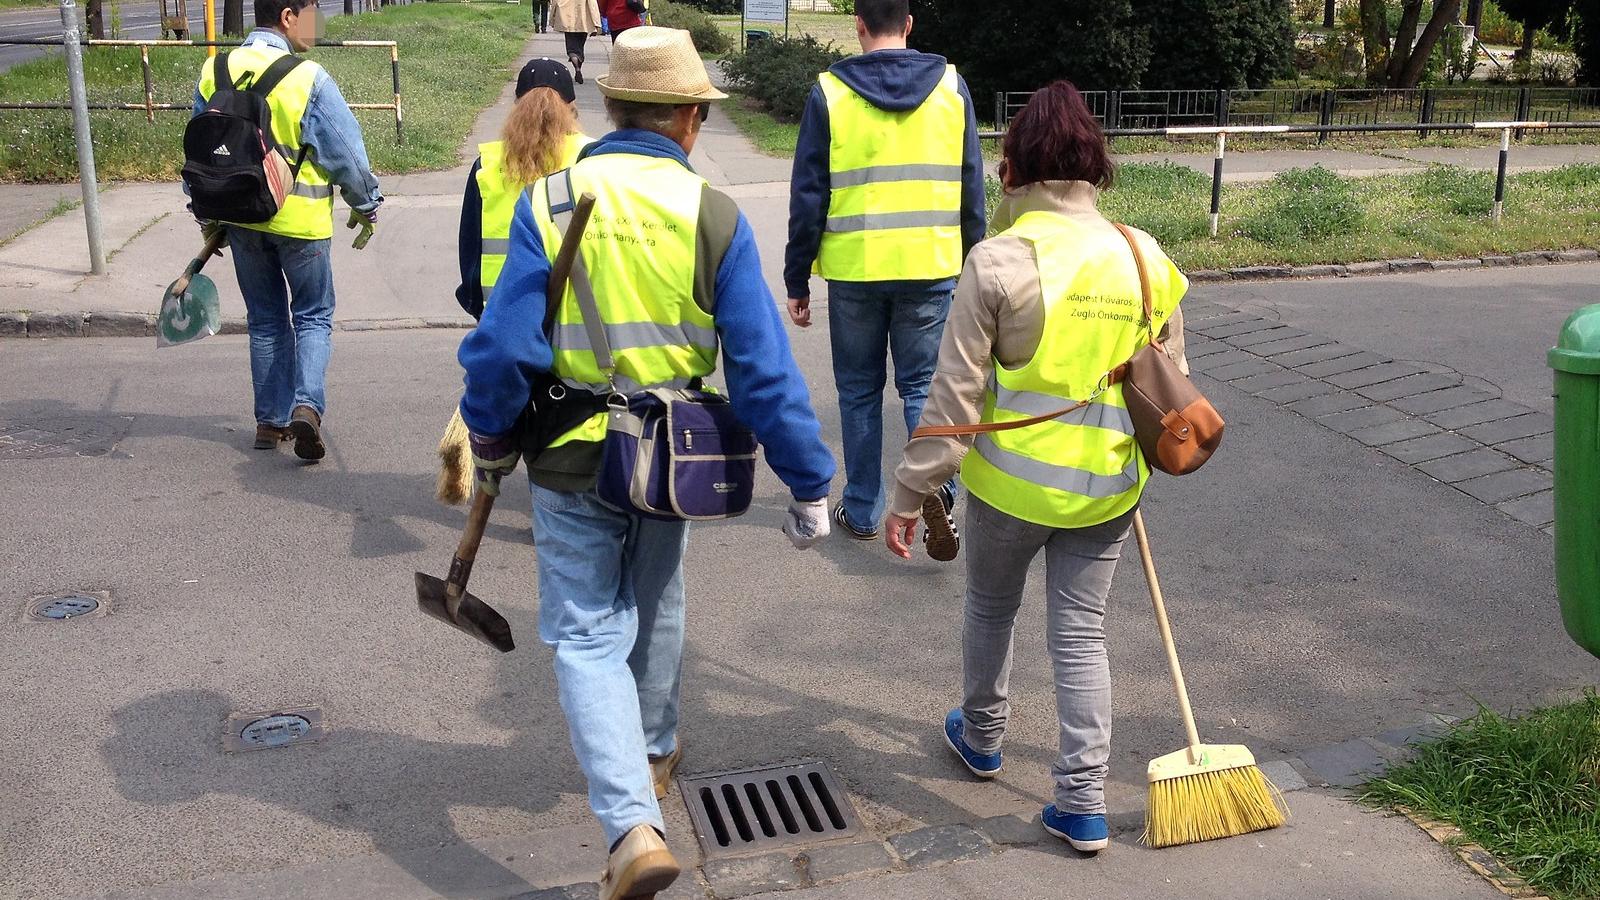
[223,706,326,753]
[679,759,861,859]
[0,416,128,460]
[24,591,111,622]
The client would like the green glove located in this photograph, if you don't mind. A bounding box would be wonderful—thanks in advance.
[346,209,376,250]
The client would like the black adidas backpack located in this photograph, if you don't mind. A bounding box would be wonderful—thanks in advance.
[182,51,308,224]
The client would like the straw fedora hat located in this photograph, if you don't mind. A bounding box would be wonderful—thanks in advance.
[597,26,729,104]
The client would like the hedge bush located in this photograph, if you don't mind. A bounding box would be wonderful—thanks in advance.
[721,35,847,119]
[1240,166,1362,245]
[651,0,733,54]
[666,0,738,12]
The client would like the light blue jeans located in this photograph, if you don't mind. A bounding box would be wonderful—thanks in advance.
[826,281,954,531]
[227,226,334,427]
[532,484,688,846]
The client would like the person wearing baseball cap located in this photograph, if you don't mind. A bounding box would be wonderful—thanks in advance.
[456,27,835,900]
[456,57,594,320]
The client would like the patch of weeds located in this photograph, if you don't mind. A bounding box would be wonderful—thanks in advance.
[1238,166,1362,246]
[1101,162,1212,245]
[1417,165,1495,217]
[1361,693,1600,900]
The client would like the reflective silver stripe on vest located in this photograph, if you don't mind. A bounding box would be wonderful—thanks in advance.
[830,164,963,189]
[559,373,698,393]
[289,182,333,200]
[825,210,963,233]
[553,321,718,355]
[481,238,511,256]
[990,385,1136,436]
[974,434,1139,499]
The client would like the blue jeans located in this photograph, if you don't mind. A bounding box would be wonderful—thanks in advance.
[827,281,954,531]
[532,485,688,846]
[227,227,334,427]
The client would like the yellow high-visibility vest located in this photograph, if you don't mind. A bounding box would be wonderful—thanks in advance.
[961,210,1187,529]
[477,132,593,298]
[198,45,333,240]
[815,65,965,282]
[528,152,719,447]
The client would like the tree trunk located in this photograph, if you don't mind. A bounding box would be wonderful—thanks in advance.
[1397,0,1463,86]
[1360,0,1392,84]
[1518,22,1537,60]
[1324,0,1336,28]
[1386,0,1424,85]
[1465,0,1484,29]
[85,0,105,38]
[223,0,243,35]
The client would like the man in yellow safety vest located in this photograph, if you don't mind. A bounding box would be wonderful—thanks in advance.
[189,0,382,461]
[783,0,985,558]
[456,27,834,900]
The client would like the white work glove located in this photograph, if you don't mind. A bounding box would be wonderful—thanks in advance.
[782,497,829,550]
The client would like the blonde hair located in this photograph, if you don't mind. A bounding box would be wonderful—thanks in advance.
[501,87,578,187]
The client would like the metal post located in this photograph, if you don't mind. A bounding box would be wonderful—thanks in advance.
[390,43,403,143]
[1515,87,1530,140]
[1209,131,1226,238]
[1215,89,1229,126]
[139,44,155,123]
[994,91,1003,131]
[1318,89,1334,144]
[1419,87,1434,139]
[204,0,216,56]
[1109,90,1121,131]
[59,0,106,275]
[1493,126,1509,224]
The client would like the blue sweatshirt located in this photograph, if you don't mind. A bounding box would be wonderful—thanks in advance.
[457,130,836,502]
[784,49,986,300]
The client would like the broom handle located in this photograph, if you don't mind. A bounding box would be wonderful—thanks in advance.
[1132,509,1204,756]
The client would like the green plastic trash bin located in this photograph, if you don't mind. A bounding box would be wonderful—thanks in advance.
[1549,303,1600,660]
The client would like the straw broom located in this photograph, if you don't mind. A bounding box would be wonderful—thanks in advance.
[1133,510,1288,847]
[435,407,473,505]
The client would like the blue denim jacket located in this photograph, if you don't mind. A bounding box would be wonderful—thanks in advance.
[191,29,383,214]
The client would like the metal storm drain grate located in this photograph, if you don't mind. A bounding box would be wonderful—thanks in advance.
[680,760,860,858]
[223,706,326,753]
[24,591,110,622]
[0,416,128,460]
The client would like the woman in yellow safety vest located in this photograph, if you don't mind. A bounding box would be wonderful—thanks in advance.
[883,81,1189,854]
[456,57,594,320]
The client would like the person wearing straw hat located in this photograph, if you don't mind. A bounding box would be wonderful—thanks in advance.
[456,26,835,900]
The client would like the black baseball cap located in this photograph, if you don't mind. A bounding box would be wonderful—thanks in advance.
[516,57,577,103]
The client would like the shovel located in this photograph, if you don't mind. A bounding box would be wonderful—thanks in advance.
[157,229,227,348]
[414,190,597,652]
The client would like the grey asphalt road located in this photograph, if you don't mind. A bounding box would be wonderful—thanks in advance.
[0,0,348,71]
[2,275,1597,898]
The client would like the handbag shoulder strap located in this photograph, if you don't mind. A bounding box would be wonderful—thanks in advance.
[1110,221,1162,350]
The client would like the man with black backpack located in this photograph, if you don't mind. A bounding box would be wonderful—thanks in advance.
[185,0,383,461]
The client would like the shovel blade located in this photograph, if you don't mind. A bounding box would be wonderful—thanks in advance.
[157,272,222,348]
[414,572,516,653]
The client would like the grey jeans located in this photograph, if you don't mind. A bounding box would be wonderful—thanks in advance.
[959,495,1133,814]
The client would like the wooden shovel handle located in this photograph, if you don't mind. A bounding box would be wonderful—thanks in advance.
[543,192,597,336]
[446,488,495,601]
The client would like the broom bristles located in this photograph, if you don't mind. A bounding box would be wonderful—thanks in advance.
[1142,764,1288,848]
[435,408,473,506]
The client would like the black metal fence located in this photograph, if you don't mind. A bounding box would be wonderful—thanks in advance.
[995,87,1600,140]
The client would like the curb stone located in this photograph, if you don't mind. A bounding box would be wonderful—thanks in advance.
[1398,808,1552,900]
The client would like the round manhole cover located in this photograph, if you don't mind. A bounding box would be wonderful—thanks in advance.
[239,715,313,749]
[29,594,102,620]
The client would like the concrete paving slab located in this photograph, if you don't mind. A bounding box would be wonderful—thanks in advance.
[1425,398,1537,429]
[1454,468,1552,503]
[1380,432,1480,464]
[1388,385,1498,416]
[1416,448,1521,483]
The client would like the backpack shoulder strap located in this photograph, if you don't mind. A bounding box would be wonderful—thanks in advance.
[248,55,306,99]
[214,51,234,92]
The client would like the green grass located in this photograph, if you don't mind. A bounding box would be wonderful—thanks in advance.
[722,93,800,156]
[710,10,856,49]
[984,162,1600,270]
[0,0,55,8]
[1361,694,1600,900]
[0,2,528,182]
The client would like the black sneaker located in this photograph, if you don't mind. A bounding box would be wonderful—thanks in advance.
[922,484,960,562]
[832,503,879,541]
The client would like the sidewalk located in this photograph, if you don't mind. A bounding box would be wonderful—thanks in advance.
[1116,142,1600,183]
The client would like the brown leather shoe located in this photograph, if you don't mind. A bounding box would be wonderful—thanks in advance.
[287,405,325,461]
[649,745,682,800]
[253,424,289,450]
[600,824,679,900]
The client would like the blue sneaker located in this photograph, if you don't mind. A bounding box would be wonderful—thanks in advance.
[943,708,1001,778]
[1042,805,1109,852]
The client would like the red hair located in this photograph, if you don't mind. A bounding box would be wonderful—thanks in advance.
[1001,81,1114,190]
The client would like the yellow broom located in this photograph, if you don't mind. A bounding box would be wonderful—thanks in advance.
[1134,510,1288,847]
[435,407,473,506]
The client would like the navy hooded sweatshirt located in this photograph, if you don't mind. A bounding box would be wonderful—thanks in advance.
[783,49,986,300]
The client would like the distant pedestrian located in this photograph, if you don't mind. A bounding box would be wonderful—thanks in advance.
[457,58,594,319]
[598,0,645,41]
[783,0,985,556]
[534,0,550,32]
[550,0,601,84]
[885,81,1189,854]
[186,0,382,460]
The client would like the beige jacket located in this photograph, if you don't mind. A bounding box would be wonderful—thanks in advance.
[550,0,600,34]
[889,180,1189,520]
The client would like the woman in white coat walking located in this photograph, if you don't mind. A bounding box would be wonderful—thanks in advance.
[550,0,601,83]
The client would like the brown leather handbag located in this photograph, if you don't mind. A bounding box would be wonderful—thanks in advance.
[910,225,1223,477]
[1112,223,1224,475]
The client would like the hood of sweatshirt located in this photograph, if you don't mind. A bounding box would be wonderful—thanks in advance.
[826,49,951,112]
